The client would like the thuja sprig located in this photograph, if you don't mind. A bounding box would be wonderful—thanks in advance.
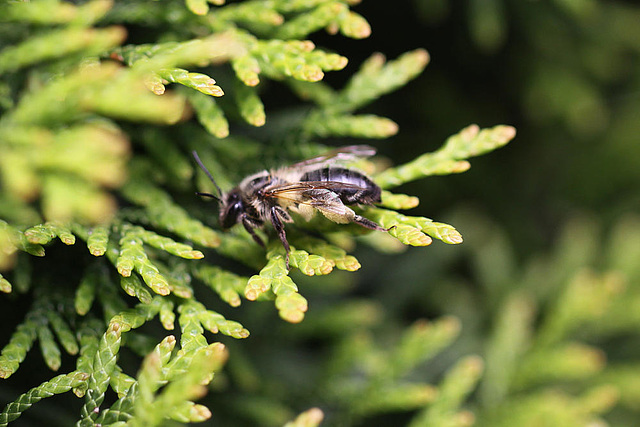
[74,263,111,316]
[108,222,203,298]
[284,407,325,427]
[120,274,154,305]
[0,293,79,378]
[121,178,221,249]
[366,209,464,246]
[78,298,233,424]
[536,270,624,348]
[274,2,370,40]
[293,236,361,271]
[409,356,484,427]
[94,383,136,425]
[86,225,110,256]
[23,222,76,246]
[0,304,39,379]
[375,124,517,189]
[75,320,103,382]
[381,317,463,382]
[178,299,249,340]
[227,30,348,89]
[155,68,224,97]
[245,249,309,323]
[324,317,465,419]
[193,264,248,307]
[3,62,185,127]
[0,371,89,425]
[304,113,399,139]
[0,274,10,293]
[300,49,430,114]
[379,191,420,210]
[0,0,111,25]
[210,1,285,28]
[235,80,267,126]
[208,1,370,41]
[476,385,618,427]
[289,49,429,139]
[78,322,123,425]
[113,34,244,73]
[0,26,125,75]
[0,219,45,263]
[125,340,228,426]
[255,39,348,82]
[186,89,230,138]
[115,227,169,296]
[289,248,335,276]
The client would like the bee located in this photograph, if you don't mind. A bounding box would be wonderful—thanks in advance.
[192,146,390,268]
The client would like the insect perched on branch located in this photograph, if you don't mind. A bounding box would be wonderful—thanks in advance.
[193,146,391,268]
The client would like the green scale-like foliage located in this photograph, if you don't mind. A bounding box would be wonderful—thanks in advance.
[0,0,518,426]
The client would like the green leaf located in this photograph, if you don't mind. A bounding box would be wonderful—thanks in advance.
[294,236,361,271]
[188,89,230,138]
[47,311,79,356]
[304,113,398,139]
[255,39,347,82]
[0,27,125,75]
[193,264,247,307]
[245,251,309,323]
[375,124,516,189]
[379,191,420,210]
[116,227,169,295]
[232,54,262,86]
[283,407,324,427]
[0,371,89,425]
[122,180,221,248]
[235,81,266,126]
[79,321,124,425]
[24,222,75,245]
[0,273,12,293]
[367,209,463,246]
[86,225,109,256]
[289,248,334,276]
[0,308,39,378]
[355,383,438,416]
[410,356,484,427]
[332,50,430,113]
[384,317,462,381]
[157,68,224,96]
[275,2,349,40]
[37,321,61,371]
[121,274,154,304]
[138,227,204,260]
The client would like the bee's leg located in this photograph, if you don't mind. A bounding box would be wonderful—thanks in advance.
[270,206,291,269]
[240,214,265,247]
[352,214,394,232]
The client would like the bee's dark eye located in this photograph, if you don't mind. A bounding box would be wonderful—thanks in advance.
[220,192,243,229]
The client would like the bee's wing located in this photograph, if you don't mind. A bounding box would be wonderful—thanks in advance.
[265,181,386,230]
[263,181,366,204]
[289,145,376,171]
[264,180,364,207]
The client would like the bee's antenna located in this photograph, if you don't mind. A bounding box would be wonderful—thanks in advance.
[192,150,223,201]
[195,191,220,200]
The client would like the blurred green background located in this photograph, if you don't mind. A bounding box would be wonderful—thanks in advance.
[342,0,640,247]
[3,1,640,426]
[288,1,640,425]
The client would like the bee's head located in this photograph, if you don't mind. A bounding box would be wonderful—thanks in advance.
[219,189,244,229]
